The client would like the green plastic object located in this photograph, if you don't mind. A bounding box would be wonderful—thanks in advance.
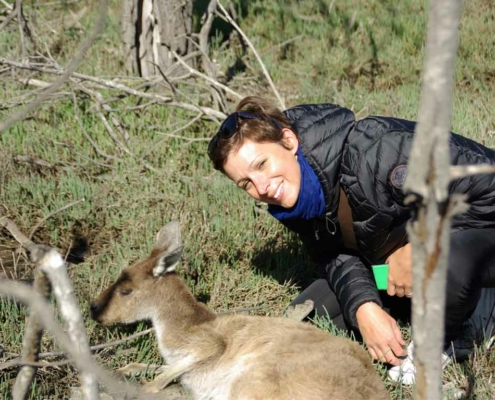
[372,264,389,290]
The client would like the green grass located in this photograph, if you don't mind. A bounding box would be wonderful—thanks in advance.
[0,0,494,398]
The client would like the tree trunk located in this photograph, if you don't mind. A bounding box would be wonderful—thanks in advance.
[403,0,463,399]
[121,0,193,77]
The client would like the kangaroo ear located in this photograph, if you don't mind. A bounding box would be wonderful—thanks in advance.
[153,246,183,277]
[155,220,181,252]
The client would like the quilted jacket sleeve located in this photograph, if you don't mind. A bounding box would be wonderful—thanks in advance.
[280,218,383,329]
[324,254,383,329]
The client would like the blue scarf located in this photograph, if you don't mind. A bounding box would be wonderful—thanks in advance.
[268,147,326,221]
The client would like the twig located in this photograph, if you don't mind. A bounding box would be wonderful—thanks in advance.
[51,140,117,170]
[449,164,495,181]
[16,0,26,60]
[140,113,203,160]
[1,0,13,9]
[0,0,108,135]
[29,198,85,239]
[217,305,271,315]
[0,217,36,251]
[0,8,16,32]
[216,1,285,109]
[0,328,156,371]
[70,89,121,163]
[74,83,133,156]
[10,359,70,368]
[170,49,242,100]
[13,154,53,168]
[262,35,303,55]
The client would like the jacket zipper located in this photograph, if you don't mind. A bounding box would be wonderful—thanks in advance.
[314,211,337,240]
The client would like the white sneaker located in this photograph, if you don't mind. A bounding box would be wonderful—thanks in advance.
[388,342,451,385]
[389,287,495,385]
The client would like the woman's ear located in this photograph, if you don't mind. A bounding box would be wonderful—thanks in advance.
[281,128,299,154]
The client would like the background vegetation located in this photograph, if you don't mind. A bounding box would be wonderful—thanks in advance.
[1,0,494,398]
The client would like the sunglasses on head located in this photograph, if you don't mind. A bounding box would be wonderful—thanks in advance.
[207,112,282,159]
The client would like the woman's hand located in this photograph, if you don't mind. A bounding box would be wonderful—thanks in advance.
[356,302,407,366]
[386,243,413,298]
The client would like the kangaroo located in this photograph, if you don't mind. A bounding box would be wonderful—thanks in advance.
[91,221,389,400]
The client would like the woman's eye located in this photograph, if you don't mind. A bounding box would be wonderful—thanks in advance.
[243,182,252,191]
[120,288,133,296]
[258,160,266,169]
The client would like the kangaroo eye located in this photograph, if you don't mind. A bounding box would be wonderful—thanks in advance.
[120,288,133,296]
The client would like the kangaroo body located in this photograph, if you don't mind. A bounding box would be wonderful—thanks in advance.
[91,221,389,400]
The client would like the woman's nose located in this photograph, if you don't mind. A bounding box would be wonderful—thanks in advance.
[253,176,269,196]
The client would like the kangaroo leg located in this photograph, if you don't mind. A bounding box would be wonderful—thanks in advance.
[142,364,190,393]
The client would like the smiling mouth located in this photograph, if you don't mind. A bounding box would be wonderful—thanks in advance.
[274,182,284,200]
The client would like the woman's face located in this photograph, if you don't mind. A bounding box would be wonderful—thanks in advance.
[223,129,301,208]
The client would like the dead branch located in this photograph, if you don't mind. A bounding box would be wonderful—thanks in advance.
[170,49,242,100]
[0,0,13,9]
[0,217,36,250]
[0,7,16,32]
[450,164,495,181]
[198,0,218,78]
[1,217,101,398]
[12,268,51,400]
[0,57,226,120]
[1,328,155,371]
[35,247,100,398]
[0,280,142,398]
[16,0,26,60]
[75,83,133,157]
[216,1,285,109]
[0,0,108,135]
[140,113,203,160]
[70,89,122,163]
[29,198,85,239]
[12,154,53,168]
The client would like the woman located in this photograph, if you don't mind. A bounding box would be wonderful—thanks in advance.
[207,96,495,384]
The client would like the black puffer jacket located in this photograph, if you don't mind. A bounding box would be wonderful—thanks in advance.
[281,103,495,329]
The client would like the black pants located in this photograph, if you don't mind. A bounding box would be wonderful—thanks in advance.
[290,228,495,344]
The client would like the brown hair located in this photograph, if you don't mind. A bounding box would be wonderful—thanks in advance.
[209,96,294,172]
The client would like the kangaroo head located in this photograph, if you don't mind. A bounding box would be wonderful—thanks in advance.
[90,220,184,325]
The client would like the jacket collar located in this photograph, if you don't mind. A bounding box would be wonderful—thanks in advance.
[284,103,356,222]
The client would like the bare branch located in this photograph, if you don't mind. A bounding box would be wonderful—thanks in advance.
[0,58,226,120]
[0,280,141,398]
[29,198,85,239]
[35,248,100,398]
[140,113,203,160]
[0,0,108,135]
[216,1,285,109]
[170,49,242,100]
[16,0,26,60]
[76,83,133,157]
[449,164,495,181]
[12,268,51,400]
[0,217,36,251]
[1,328,155,371]
[198,0,218,78]
[0,7,16,32]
